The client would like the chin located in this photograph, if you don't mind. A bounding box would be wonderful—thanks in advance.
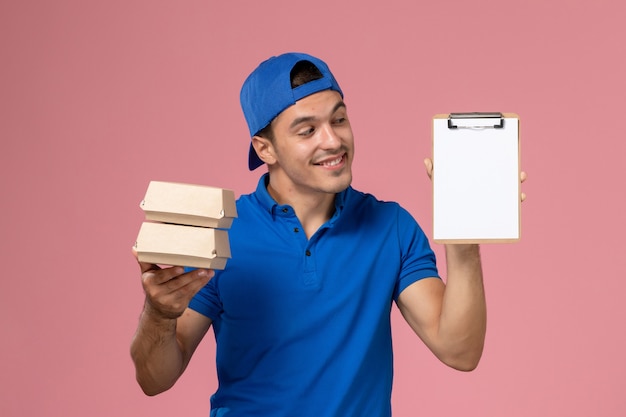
[326,172,352,194]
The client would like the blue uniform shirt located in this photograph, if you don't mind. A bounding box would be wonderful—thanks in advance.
[189,174,439,417]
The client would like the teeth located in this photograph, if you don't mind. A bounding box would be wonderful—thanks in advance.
[320,156,342,167]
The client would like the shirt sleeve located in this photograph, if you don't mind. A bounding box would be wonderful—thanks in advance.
[393,206,440,301]
[186,267,223,320]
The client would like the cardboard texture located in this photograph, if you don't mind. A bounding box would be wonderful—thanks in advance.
[135,181,237,269]
[135,222,231,269]
[141,181,238,228]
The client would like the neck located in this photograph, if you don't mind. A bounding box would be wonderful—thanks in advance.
[266,180,336,239]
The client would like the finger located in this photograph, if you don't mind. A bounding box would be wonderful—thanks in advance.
[423,158,433,180]
[143,266,186,286]
[146,269,214,318]
[162,268,214,293]
[520,171,527,202]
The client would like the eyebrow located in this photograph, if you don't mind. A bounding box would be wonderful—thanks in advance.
[289,100,347,130]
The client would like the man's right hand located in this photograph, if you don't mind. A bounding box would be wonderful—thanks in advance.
[131,250,214,395]
[133,249,214,320]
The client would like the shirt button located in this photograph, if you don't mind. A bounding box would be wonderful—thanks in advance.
[305,250,311,256]
[294,227,300,233]
[282,208,289,213]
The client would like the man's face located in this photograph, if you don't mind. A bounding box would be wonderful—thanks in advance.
[260,90,354,198]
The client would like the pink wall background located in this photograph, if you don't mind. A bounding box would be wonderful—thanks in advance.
[1,0,625,416]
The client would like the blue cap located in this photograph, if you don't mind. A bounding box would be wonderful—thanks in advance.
[240,52,343,170]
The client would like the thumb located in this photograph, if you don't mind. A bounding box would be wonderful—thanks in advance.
[423,158,433,180]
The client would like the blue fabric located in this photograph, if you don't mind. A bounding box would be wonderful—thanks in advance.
[189,174,439,417]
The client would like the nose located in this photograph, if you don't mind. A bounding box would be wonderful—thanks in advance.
[319,123,342,149]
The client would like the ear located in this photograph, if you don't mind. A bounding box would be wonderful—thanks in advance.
[251,135,277,166]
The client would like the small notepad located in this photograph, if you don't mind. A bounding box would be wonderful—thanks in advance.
[432,113,521,243]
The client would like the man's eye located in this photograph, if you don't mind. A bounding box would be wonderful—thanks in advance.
[298,128,315,136]
[333,117,346,124]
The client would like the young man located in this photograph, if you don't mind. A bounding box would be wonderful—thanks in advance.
[131,52,488,416]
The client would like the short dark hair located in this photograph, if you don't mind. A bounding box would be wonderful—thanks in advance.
[256,60,324,140]
[290,60,323,88]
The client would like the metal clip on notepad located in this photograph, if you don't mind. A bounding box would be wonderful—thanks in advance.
[447,112,504,129]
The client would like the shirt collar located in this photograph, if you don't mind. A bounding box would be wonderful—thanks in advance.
[254,173,348,221]
[255,173,277,213]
